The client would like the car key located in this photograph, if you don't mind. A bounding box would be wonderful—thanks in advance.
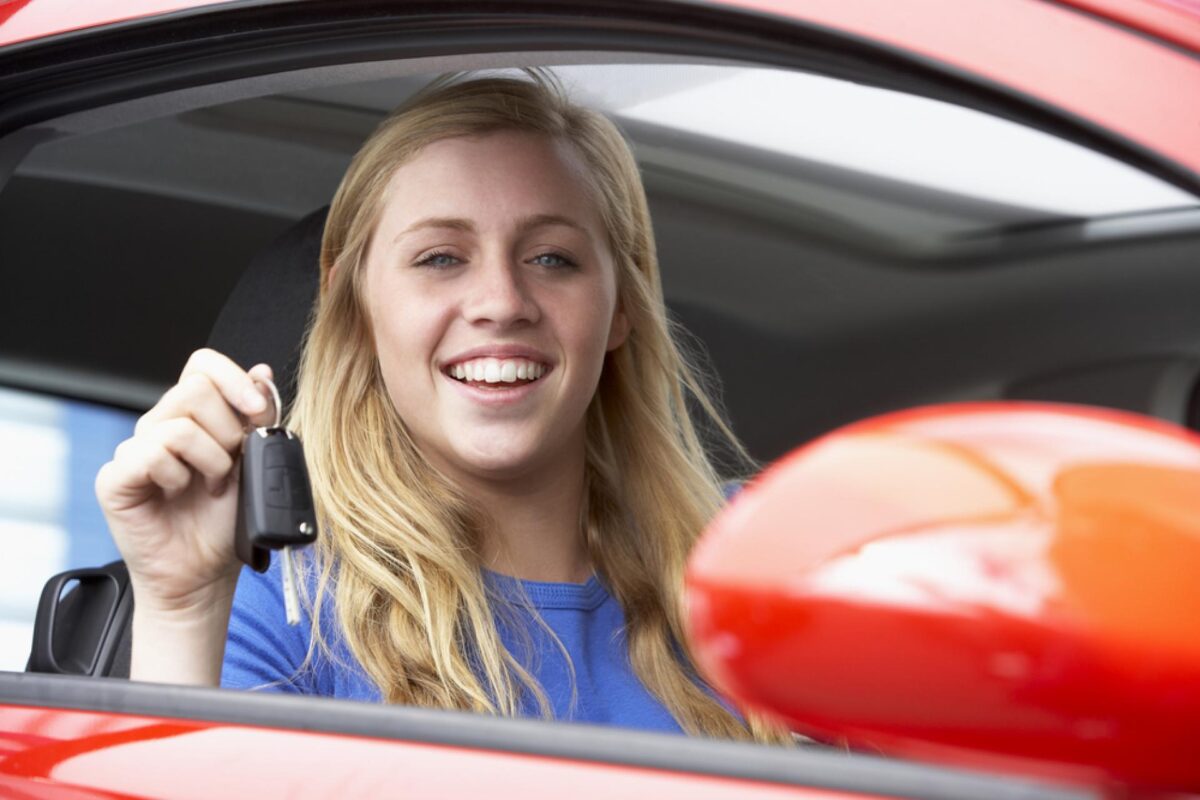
[234,377,318,625]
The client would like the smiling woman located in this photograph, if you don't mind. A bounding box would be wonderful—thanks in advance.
[362,130,627,492]
[94,73,784,742]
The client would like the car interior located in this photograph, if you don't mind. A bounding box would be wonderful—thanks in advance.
[8,51,1200,667]
[1,4,1198,793]
[6,61,1200,446]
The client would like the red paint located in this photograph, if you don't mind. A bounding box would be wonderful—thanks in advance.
[0,0,35,29]
[1057,0,1200,52]
[0,0,224,47]
[714,0,1200,179]
[0,706,875,799]
[688,403,1200,793]
[2,1,1198,178]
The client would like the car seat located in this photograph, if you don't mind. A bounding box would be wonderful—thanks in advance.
[26,207,328,678]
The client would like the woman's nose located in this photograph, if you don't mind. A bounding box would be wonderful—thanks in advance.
[463,255,540,327]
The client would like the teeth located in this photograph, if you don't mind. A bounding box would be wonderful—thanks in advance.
[449,357,547,384]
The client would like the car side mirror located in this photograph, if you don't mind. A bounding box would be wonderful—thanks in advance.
[687,403,1200,796]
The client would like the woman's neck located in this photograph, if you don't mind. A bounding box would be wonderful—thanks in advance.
[451,449,592,585]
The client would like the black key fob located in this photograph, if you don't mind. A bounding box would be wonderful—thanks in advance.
[234,427,318,573]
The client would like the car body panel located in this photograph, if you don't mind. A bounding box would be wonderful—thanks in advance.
[1058,0,1200,51]
[0,704,885,800]
[3,0,1200,53]
[2,0,1198,185]
[2,673,1084,800]
[0,0,1196,798]
[717,0,1200,180]
[0,0,230,45]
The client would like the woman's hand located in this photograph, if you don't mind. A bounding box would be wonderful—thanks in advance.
[95,349,277,683]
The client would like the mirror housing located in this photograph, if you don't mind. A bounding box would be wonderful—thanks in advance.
[687,403,1200,794]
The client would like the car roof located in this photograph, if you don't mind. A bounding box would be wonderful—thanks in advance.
[3,0,1200,52]
[0,0,234,47]
[4,0,1199,187]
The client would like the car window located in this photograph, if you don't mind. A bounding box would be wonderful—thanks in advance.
[0,386,131,670]
[2,55,1198,686]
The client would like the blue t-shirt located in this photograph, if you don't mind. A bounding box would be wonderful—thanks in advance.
[221,556,686,733]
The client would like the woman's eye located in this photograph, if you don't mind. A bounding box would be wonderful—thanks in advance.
[529,252,577,269]
[415,251,461,268]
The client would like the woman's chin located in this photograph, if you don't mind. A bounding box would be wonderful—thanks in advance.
[420,422,585,485]
[447,441,550,482]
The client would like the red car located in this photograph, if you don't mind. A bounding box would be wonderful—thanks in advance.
[1,0,1198,797]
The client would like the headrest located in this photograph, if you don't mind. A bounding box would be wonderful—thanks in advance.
[207,206,328,415]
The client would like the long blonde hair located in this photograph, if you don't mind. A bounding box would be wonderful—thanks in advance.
[290,73,782,741]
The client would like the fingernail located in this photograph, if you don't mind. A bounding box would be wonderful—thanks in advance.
[242,388,267,413]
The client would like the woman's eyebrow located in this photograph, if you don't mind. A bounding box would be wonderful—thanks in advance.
[395,214,590,243]
[396,217,475,242]
[516,214,589,236]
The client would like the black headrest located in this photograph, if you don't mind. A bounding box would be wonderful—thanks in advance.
[207,206,328,415]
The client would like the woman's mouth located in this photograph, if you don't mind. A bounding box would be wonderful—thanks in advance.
[443,357,550,389]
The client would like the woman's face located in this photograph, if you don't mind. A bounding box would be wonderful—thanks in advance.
[360,130,629,484]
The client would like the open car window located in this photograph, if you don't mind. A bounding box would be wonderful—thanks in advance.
[2,52,1199,664]
[4,57,1198,464]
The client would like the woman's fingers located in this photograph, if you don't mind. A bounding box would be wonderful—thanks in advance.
[99,439,188,507]
[179,348,275,424]
[110,418,235,499]
[247,362,274,385]
[142,351,278,435]
[100,350,279,512]
[155,417,236,493]
[136,372,246,453]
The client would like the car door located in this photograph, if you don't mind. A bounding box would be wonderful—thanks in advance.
[0,1,1197,798]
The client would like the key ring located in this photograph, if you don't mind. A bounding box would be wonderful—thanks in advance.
[251,375,286,436]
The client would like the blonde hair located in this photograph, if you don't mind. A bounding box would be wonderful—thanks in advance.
[289,72,784,741]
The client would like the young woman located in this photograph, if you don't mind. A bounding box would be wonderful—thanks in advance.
[97,74,780,741]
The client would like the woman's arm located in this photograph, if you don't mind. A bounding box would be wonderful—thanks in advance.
[131,588,236,685]
[95,348,278,685]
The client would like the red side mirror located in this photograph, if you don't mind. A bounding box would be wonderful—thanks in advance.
[687,403,1200,794]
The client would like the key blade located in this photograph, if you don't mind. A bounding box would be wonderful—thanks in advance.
[281,545,301,626]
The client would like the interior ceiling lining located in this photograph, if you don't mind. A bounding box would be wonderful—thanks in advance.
[6,44,1194,258]
[26,50,743,140]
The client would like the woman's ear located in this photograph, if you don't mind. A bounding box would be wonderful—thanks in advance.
[324,262,341,294]
[607,304,631,352]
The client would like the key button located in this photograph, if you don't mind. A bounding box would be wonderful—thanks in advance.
[265,466,311,510]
